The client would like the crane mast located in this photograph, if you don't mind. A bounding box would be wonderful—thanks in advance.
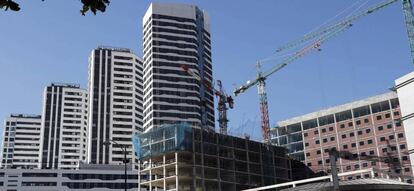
[256,63,271,141]
[181,65,234,135]
[217,80,234,135]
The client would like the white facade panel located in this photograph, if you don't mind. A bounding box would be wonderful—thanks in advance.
[395,71,414,163]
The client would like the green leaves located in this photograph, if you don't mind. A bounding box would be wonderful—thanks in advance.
[80,0,110,16]
[0,0,111,15]
[0,0,21,11]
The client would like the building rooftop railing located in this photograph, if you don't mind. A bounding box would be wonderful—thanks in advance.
[10,114,41,119]
[51,82,80,88]
[97,46,132,53]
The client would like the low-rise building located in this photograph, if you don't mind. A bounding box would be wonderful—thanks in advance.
[0,164,139,190]
[271,91,413,182]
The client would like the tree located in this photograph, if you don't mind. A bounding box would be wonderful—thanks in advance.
[0,0,110,15]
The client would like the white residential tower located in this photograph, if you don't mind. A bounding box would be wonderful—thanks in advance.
[142,3,215,131]
[1,114,42,169]
[87,47,144,165]
[40,83,88,169]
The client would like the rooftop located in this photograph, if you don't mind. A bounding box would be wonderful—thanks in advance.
[276,91,397,127]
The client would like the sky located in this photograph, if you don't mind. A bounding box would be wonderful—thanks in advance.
[0,0,413,141]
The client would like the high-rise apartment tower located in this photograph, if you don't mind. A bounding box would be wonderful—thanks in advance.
[87,47,143,165]
[142,3,215,131]
[1,114,42,169]
[40,83,88,169]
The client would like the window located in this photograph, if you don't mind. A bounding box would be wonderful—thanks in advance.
[326,159,330,163]
[351,143,356,147]
[350,132,355,137]
[361,152,366,156]
[380,137,386,141]
[364,118,369,123]
[346,166,351,170]
[396,122,402,127]
[317,150,321,154]
[348,122,353,127]
[305,142,309,147]
[330,137,335,141]
[306,153,310,157]
[376,115,382,120]
[393,157,399,162]
[385,113,391,118]
[356,120,361,125]
[378,126,383,131]
[343,145,348,149]
[358,131,363,135]
[367,140,373,144]
[323,138,328,143]
[363,163,368,167]
[382,148,387,153]
[329,127,334,131]
[322,128,326,133]
[324,149,329,153]
[342,134,346,139]
[400,144,406,149]
[359,141,364,146]
[314,130,318,135]
[394,111,400,116]
[371,161,377,166]
[355,164,360,169]
[307,163,312,167]
[398,133,404,138]
[405,168,411,172]
[318,160,322,165]
[387,124,393,129]
[389,135,395,140]
[403,156,408,161]
[304,133,308,137]
[315,140,320,144]
[369,150,375,155]
[340,124,345,128]
[366,129,371,134]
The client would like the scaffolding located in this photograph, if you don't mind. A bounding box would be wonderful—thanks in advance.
[134,123,293,191]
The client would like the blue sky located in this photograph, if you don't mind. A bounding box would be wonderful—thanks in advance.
[0,0,412,140]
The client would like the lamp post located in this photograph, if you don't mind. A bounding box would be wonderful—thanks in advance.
[103,139,128,191]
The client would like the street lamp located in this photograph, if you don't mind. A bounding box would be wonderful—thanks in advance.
[103,139,129,191]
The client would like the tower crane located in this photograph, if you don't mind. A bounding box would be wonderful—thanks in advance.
[181,65,234,135]
[234,0,414,142]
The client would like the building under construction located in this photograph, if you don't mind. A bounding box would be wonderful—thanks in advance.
[134,123,292,191]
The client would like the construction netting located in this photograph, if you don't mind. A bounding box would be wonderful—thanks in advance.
[133,123,193,159]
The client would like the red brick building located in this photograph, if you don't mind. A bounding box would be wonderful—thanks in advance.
[271,92,413,183]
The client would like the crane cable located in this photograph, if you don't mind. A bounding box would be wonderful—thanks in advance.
[304,0,368,38]
[260,0,372,66]
[276,0,373,54]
